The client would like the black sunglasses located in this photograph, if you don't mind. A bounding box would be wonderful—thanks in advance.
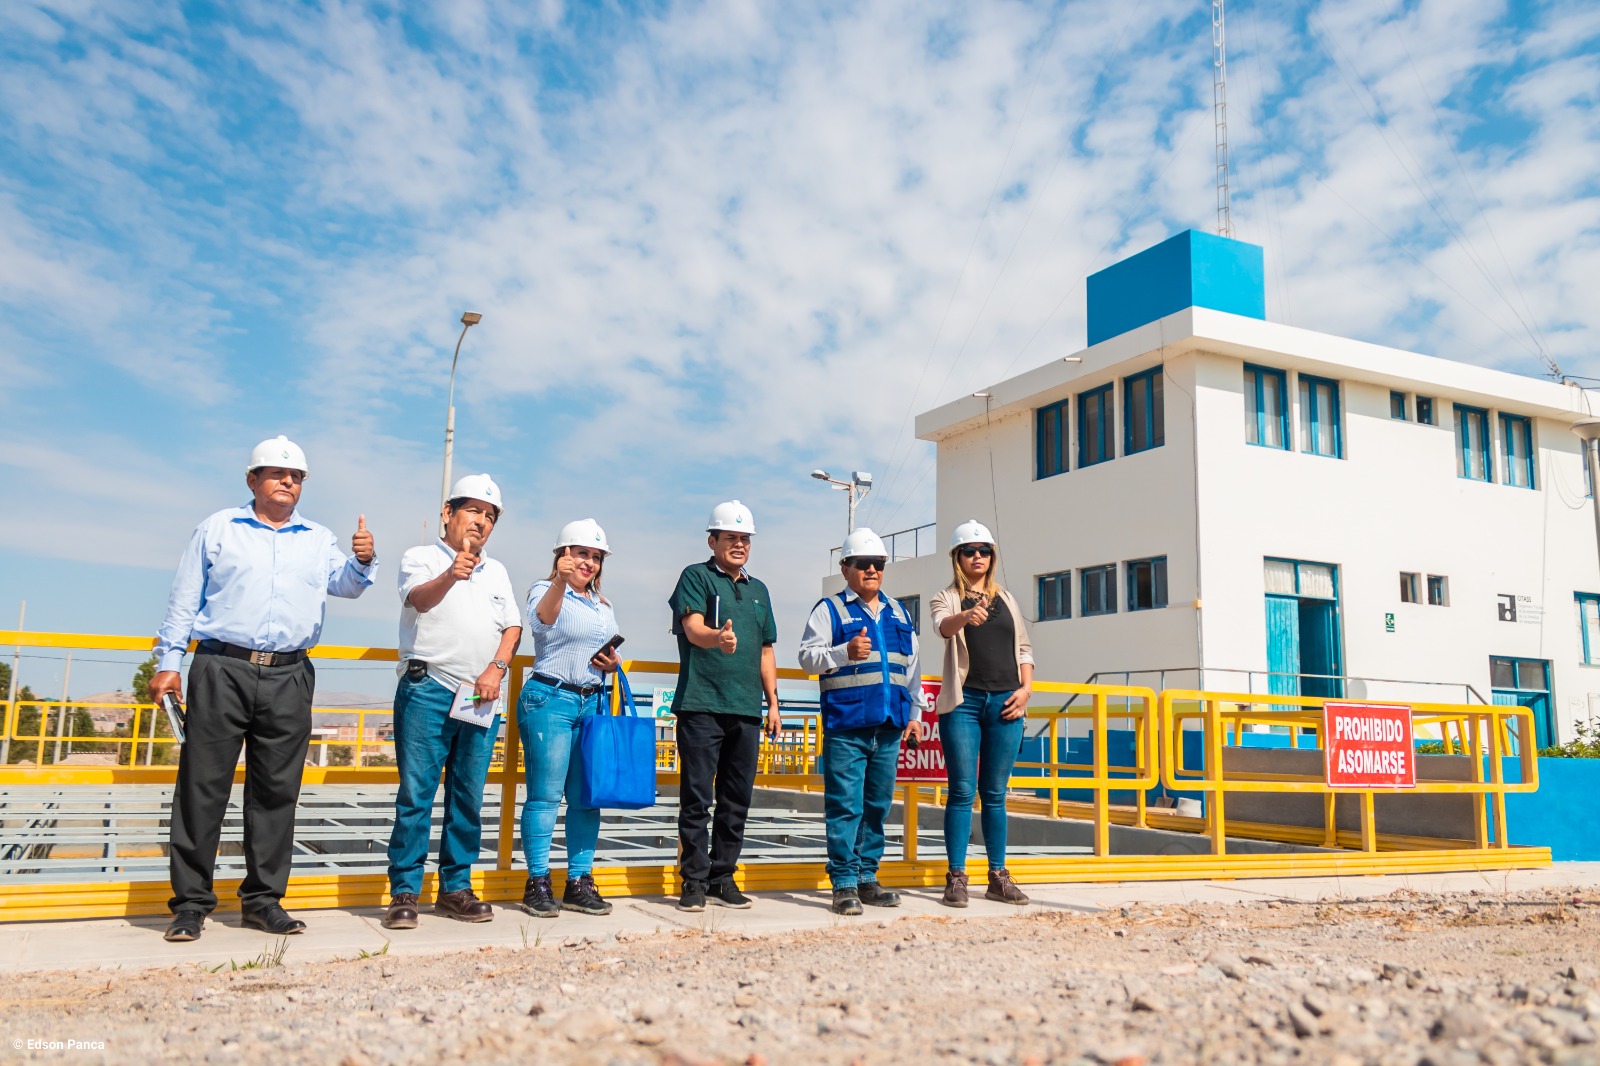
[849,557,888,572]
[958,545,994,558]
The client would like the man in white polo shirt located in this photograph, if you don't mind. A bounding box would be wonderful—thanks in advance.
[384,474,521,929]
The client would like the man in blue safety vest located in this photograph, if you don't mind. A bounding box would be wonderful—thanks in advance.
[798,527,925,916]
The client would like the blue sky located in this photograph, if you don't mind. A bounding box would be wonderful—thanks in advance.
[2,0,1597,699]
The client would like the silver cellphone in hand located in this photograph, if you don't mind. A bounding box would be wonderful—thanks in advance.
[161,693,187,745]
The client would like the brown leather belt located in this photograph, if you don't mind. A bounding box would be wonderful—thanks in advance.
[197,640,309,668]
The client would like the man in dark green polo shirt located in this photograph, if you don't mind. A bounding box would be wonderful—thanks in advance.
[668,500,781,912]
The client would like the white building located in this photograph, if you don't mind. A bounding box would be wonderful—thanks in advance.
[847,231,1600,746]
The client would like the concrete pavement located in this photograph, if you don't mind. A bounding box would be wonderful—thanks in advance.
[3,863,1597,976]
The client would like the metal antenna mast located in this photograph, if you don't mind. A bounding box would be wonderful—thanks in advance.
[1212,0,1234,238]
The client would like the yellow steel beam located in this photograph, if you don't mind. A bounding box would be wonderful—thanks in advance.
[0,846,1551,923]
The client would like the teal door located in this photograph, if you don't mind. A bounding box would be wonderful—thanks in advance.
[1491,656,1553,749]
[1265,595,1300,698]
[1264,559,1344,700]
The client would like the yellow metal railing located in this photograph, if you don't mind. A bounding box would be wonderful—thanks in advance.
[1009,680,1160,856]
[0,631,1554,920]
[1160,690,1539,856]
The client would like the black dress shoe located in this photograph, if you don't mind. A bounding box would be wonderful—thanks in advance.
[241,903,307,935]
[164,911,205,942]
[858,881,902,908]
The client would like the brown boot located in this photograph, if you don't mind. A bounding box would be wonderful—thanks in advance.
[382,892,419,930]
[985,867,1030,905]
[941,870,969,908]
[434,888,494,923]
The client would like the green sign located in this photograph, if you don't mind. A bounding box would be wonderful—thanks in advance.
[1384,612,1395,634]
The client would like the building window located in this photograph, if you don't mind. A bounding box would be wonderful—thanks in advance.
[898,595,921,635]
[1123,367,1164,455]
[1035,399,1068,480]
[1299,374,1342,458]
[1080,564,1117,616]
[1455,404,1493,481]
[1400,572,1420,603]
[1244,364,1288,449]
[1390,390,1407,420]
[1501,413,1535,489]
[1078,383,1114,467]
[1037,572,1072,622]
[1578,594,1600,666]
[1126,557,1168,611]
[1416,396,1435,426]
[1427,575,1449,607]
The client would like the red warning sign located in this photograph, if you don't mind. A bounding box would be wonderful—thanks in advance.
[1323,701,1415,789]
[897,680,947,782]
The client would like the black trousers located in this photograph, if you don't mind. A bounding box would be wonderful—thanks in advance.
[675,711,761,885]
[168,652,314,914]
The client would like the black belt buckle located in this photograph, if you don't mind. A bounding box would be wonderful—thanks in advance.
[406,660,428,682]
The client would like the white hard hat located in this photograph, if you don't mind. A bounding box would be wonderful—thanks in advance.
[840,527,888,560]
[555,518,611,555]
[448,473,504,515]
[706,500,756,535]
[949,519,995,550]
[247,435,308,475]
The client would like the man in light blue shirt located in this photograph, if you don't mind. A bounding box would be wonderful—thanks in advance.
[150,435,377,943]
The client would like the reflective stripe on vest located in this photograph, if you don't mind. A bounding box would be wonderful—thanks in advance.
[816,592,915,730]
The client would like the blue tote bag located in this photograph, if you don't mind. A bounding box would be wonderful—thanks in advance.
[578,669,657,810]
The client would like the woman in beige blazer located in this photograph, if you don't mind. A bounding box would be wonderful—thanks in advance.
[928,520,1034,908]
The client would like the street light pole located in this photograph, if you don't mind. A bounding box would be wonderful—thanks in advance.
[440,312,483,534]
[810,469,874,537]
[1572,419,1600,576]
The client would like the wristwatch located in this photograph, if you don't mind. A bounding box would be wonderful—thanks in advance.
[490,659,509,672]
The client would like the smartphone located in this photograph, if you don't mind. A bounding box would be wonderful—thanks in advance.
[906,731,921,750]
[161,693,187,745]
[591,634,625,663]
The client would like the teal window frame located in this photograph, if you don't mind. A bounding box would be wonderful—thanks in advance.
[1123,366,1164,455]
[1299,374,1343,458]
[1037,571,1072,621]
[1078,383,1114,467]
[1126,556,1168,611]
[1080,564,1117,616]
[1578,594,1600,666]
[1455,404,1493,482]
[1244,364,1288,449]
[1035,399,1069,480]
[1501,413,1535,489]
[1390,390,1407,420]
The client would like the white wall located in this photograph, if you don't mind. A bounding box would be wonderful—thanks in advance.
[899,316,1600,742]
[1192,347,1600,737]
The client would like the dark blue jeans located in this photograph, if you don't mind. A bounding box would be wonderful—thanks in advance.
[387,675,500,895]
[941,687,1025,870]
[822,721,902,889]
[518,678,602,877]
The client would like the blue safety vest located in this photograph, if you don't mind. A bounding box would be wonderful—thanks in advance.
[816,592,916,732]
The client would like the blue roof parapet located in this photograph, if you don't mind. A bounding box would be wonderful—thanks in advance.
[1087,229,1265,346]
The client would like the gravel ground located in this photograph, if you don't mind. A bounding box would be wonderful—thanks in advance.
[5,887,1600,1066]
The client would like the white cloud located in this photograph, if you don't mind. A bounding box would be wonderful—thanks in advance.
[1,0,1597,673]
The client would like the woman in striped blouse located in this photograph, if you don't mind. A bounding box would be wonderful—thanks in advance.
[517,519,623,918]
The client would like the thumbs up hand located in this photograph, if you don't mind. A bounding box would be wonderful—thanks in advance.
[451,535,479,580]
[718,619,738,655]
[352,514,375,564]
[846,629,873,661]
[554,548,579,588]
